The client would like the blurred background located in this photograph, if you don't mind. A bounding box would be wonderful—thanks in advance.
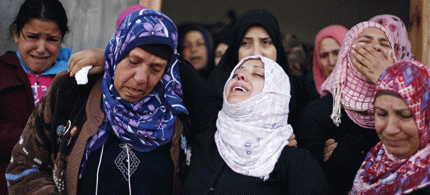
[0,0,418,61]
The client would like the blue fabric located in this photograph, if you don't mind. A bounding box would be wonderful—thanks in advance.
[80,9,187,178]
[16,47,73,75]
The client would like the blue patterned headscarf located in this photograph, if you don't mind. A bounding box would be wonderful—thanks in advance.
[80,9,187,177]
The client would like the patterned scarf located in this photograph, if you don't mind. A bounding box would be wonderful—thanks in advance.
[80,9,187,177]
[350,60,430,194]
[370,14,414,61]
[215,55,293,179]
[312,25,348,95]
[321,22,395,128]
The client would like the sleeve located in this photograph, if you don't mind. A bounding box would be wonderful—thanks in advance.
[5,75,64,195]
[178,58,222,133]
[279,147,331,195]
[295,95,337,165]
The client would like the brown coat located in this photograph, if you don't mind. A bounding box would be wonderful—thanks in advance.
[6,72,184,195]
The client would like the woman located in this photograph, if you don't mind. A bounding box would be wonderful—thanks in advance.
[178,25,214,79]
[295,21,396,194]
[0,0,72,193]
[350,60,430,194]
[370,14,414,61]
[6,9,221,195]
[183,55,330,194]
[312,25,348,95]
[208,9,312,129]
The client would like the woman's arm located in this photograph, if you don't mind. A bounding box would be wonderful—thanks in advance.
[5,77,63,194]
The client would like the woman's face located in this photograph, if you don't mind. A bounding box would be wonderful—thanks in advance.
[114,47,168,103]
[14,19,62,73]
[350,27,392,59]
[238,26,277,61]
[225,59,265,104]
[374,91,420,159]
[214,42,228,66]
[319,37,340,77]
[182,30,208,70]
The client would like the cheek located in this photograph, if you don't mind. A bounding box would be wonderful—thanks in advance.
[265,46,277,61]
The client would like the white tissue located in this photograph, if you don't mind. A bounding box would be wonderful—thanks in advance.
[75,65,93,85]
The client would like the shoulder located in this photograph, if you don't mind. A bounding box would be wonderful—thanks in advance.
[0,51,20,69]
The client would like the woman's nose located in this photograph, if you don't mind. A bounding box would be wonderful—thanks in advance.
[134,66,149,84]
[237,72,248,81]
[36,40,46,53]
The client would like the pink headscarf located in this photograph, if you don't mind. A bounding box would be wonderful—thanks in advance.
[350,60,430,195]
[116,4,146,29]
[321,21,396,129]
[313,25,348,95]
[370,14,414,61]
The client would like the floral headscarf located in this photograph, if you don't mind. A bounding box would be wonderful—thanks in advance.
[80,9,187,177]
[321,21,396,128]
[312,25,348,95]
[214,55,293,179]
[370,14,414,61]
[350,60,430,194]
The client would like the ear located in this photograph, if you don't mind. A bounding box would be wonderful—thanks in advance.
[13,24,19,43]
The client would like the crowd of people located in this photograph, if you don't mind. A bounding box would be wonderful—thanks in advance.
[1,0,428,194]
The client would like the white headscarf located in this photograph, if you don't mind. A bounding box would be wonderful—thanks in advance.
[214,55,293,179]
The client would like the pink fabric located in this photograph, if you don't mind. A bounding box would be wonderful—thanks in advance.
[313,25,348,95]
[26,72,55,105]
[116,4,146,28]
[370,14,414,61]
[351,60,430,195]
[321,22,396,129]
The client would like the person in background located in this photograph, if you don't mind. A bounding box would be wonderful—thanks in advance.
[183,55,330,194]
[178,25,214,79]
[208,9,312,129]
[0,0,72,193]
[295,21,396,194]
[6,9,222,195]
[312,25,348,96]
[350,60,430,195]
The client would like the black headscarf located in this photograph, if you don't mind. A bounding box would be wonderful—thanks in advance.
[208,9,290,93]
[207,9,311,129]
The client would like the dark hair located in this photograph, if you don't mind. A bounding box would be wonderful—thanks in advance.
[10,0,69,41]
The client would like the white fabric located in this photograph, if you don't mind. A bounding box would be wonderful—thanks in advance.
[214,55,293,179]
[75,65,92,85]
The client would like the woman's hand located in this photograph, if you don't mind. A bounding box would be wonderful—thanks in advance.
[350,43,395,84]
[288,133,297,147]
[68,49,105,76]
[324,139,337,162]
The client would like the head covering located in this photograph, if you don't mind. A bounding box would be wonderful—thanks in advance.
[321,21,396,128]
[80,9,187,177]
[116,4,146,29]
[350,60,430,195]
[214,55,293,179]
[370,14,414,61]
[209,9,289,93]
[312,25,348,95]
[177,24,214,79]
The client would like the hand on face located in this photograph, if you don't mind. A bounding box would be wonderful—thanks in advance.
[350,28,395,84]
[225,59,265,104]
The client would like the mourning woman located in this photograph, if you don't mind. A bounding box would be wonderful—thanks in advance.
[6,9,221,195]
[350,60,430,194]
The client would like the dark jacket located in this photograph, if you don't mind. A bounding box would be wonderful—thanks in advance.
[295,94,380,194]
[182,122,331,195]
[6,58,222,195]
[0,51,35,194]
